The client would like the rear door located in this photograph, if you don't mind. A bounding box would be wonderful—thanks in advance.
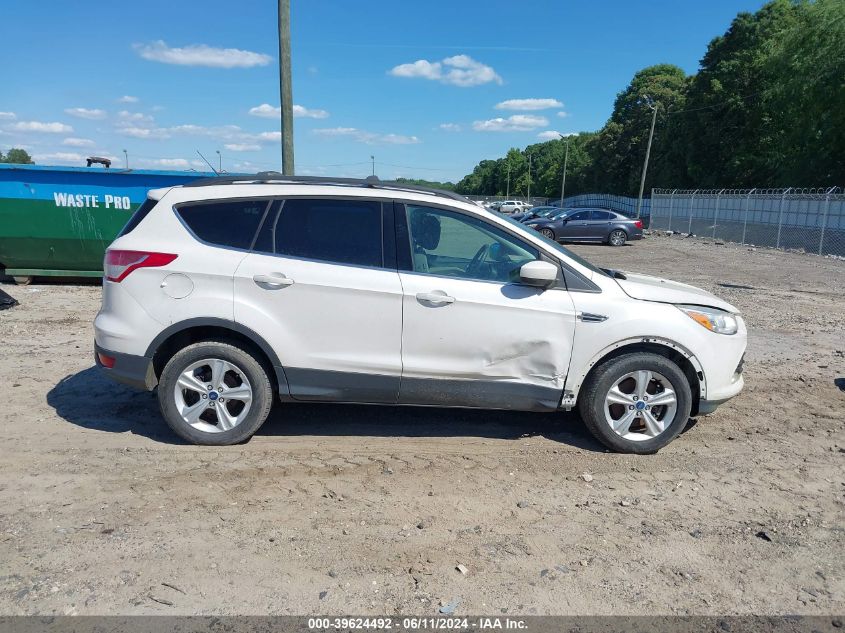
[585,209,614,239]
[233,197,403,403]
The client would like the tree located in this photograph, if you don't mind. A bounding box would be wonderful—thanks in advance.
[0,148,34,164]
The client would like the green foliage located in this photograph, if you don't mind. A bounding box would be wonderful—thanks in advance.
[0,148,34,164]
[457,0,843,195]
[393,177,456,191]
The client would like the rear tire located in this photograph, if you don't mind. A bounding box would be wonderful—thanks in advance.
[608,229,627,246]
[577,352,692,454]
[157,341,273,445]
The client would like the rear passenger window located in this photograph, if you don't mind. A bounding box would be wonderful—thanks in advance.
[270,199,383,268]
[177,200,269,249]
[591,210,613,220]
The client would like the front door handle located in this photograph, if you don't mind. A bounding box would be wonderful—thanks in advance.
[253,273,294,288]
[416,291,455,305]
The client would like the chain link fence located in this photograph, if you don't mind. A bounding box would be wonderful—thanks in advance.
[650,188,844,256]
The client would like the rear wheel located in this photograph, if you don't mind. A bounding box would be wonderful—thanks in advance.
[578,352,692,453]
[157,341,273,445]
[608,229,627,246]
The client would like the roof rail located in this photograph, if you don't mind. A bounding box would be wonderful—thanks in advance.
[183,172,469,203]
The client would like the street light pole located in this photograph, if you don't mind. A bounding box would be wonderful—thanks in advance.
[636,98,659,218]
[122,149,128,169]
[278,0,295,175]
[558,134,570,206]
[371,155,375,176]
[216,150,221,173]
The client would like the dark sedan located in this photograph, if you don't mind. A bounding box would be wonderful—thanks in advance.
[524,208,643,246]
[514,206,559,222]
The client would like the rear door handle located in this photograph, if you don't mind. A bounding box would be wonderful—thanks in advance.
[416,291,455,305]
[253,273,294,288]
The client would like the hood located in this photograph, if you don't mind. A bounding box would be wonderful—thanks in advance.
[615,272,739,313]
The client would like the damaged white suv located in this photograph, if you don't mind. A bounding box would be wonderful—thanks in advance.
[94,174,746,453]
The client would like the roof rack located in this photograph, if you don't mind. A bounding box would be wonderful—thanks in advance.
[183,172,469,203]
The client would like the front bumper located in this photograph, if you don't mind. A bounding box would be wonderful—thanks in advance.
[94,342,157,391]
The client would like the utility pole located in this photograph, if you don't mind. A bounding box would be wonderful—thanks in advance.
[636,98,659,218]
[122,149,128,169]
[526,154,532,203]
[371,155,375,176]
[278,0,294,175]
[506,161,511,198]
[558,134,570,206]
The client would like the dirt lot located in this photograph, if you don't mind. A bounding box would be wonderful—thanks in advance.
[0,236,843,616]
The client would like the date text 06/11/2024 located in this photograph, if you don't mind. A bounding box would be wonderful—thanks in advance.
[307,617,528,630]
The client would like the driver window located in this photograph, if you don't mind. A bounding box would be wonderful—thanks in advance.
[406,205,539,283]
[568,211,591,221]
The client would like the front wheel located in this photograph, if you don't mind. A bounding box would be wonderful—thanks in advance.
[540,228,555,240]
[577,352,692,453]
[157,341,273,445]
[608,229,627,246]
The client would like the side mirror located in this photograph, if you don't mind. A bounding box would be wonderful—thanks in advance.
[519,260,558,288]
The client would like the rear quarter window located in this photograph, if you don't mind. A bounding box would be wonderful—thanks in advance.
[117,198,156,237]
[176,199,270,250]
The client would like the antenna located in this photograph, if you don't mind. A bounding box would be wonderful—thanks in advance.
[196,150,219,175]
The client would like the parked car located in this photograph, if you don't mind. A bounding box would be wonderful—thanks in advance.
[94,174,745,453]
[487,201,503,212]
[499,200,531,214]
[514,205,559,222]
[525,208,643,246]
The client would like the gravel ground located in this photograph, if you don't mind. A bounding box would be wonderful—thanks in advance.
[0,235,843,616]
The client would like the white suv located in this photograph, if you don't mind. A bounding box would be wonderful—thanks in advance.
[499,200,530,214]
[94,174,746,453]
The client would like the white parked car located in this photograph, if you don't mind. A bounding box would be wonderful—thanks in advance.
[94,175,746,453]
[499,200,531,214]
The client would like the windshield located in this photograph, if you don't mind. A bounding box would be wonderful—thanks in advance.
[499,214,608,278]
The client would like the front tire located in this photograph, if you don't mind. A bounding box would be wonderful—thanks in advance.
[577,352,692,454]
[608,229,627,246]
[157,341,273,445]
[540,228,555,240]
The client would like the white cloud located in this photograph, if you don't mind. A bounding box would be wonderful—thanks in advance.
[472,115,548,132]
[495,98,563,111]
[134,40,272,68]
[116,110,156,128]
[118,126,170,139]
[65,107,107,120]
[32,151,85,164]
[224,143,261,152]
[313,127,420,145]
[536,130,565,141]
[438,123,461,132]
[249,103,329,119]
[389,54,502,87]
[117,95,139,103]
[7,121,73,133]
[0,112,16,120]
[62,137,95,147]
[557,111,570,118]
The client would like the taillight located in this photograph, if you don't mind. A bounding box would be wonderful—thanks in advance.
[104,249,178,282]
[97,352,115,368]
[634,220,643,229]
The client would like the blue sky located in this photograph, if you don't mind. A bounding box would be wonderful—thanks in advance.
[0,0,765,182]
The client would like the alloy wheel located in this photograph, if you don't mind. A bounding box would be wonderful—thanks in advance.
[604,370,678,441]
[173,358,253,433]
[609,230,626,246]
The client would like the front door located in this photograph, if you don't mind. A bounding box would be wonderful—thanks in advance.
[396,203,577,411]
[560,209,592,240]
[234,198,402,403]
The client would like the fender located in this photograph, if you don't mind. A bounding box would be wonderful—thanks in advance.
[144,317,290,394]
[561,335,707,407]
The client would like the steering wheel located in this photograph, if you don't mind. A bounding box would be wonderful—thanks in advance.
[466,244,490,277]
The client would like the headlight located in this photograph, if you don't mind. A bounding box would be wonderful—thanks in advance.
[678,304,738,335]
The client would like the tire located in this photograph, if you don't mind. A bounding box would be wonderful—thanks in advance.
[157,341,273,445]
[540,228,555,240]
[608,229,627,246]
[577,352,692,454]
[13,276,33,285]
